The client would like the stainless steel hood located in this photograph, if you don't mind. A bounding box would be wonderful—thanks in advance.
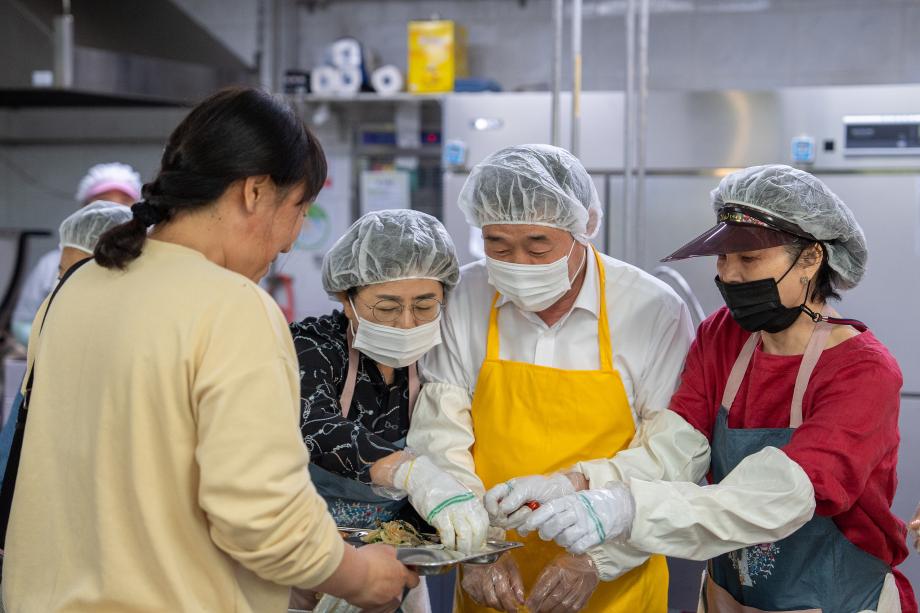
[0,0,257,107]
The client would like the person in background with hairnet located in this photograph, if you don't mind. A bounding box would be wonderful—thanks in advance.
[517,164,917,612]
[56,200,135,278]
[288,209,490,613]
[10,162,141,345]
[0,201,136,613]
[407,144,696,613]
[0,200,134,478]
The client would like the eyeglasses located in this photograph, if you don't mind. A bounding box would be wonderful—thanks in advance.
[360,298,444,324]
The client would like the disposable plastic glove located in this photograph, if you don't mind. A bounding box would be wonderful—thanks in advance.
[520,483,635,555]
[392,455,490,552]
[484,473,576,530]
[910,502,920,554]
[460,553,525,613]
[525,554,600,613]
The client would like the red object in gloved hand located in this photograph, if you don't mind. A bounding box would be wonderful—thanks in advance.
[484,474,578,530]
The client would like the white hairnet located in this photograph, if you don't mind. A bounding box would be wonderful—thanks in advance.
[59,200,134,253]
[75,162,142,204]
[322,209,460,296]
[458,144,603,244]
[713,164,867,288]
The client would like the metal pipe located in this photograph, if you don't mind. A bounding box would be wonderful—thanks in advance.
[551,0,563,146]
[635,0,650,268]
[271,0,283,93]
[570,0,582,156]
[621,0,636,263]
[257,0,269,90]
[256,0,284,93]
[53,12,74,88]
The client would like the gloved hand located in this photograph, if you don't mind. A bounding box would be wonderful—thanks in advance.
[460,553,525,613]
[484,473,576,530]
[526,554,600,613]
[910,502,920,554]
[392,454,490,552]
[520,483,635,555]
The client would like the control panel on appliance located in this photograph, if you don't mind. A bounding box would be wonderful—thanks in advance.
[844,114,920,156]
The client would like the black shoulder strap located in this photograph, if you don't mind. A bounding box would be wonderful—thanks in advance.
[0,257,91,548]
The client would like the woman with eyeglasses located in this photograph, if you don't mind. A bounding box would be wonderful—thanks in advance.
[289,210,490,611]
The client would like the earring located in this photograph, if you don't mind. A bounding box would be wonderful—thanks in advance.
[800,276,809,285]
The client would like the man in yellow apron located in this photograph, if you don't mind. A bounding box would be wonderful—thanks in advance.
[407,145,704,612]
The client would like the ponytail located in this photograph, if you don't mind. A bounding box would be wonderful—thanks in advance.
[94,87,326,270]
[94,202,166,270]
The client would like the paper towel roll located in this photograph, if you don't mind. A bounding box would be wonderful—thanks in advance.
[328,38,363,69]
[371,65,404,95]
[337,67,363,96]
[310,66,342,96]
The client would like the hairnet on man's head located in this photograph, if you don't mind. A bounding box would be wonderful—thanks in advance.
[458,144,603,243]
[713,164,867,288]
[59,200,134,254]
[322,209,460,296]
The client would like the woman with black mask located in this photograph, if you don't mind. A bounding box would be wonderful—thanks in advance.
[492,165,915,612]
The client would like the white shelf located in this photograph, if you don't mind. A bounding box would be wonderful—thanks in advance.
[285,93,446,104]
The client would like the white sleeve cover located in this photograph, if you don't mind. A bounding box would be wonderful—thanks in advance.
[583,541,650,582]
[406,381,485,497]
[577,409,711,581]
[576,409,711,487]
[626,446,815,561]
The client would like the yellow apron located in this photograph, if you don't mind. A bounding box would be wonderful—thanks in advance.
[458,247,668,613]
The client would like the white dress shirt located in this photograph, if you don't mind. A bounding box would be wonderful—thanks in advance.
[410,248,710,580]
[420,249,694,425]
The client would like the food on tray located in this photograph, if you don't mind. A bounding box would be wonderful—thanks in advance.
[360,520,433,546]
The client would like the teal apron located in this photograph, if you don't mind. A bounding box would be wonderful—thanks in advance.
[308,333,419,528]
[703,322,890,613]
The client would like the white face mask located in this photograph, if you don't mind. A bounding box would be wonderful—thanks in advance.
[485,239,586,312]
[349,298,443,368]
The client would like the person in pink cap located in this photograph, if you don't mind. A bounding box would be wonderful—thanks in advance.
[73,162,142,206]
[10,162,142,345]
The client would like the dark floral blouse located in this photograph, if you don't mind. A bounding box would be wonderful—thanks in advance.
[290,310,411,484]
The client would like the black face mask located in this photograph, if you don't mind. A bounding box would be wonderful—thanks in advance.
[715,260,807,333]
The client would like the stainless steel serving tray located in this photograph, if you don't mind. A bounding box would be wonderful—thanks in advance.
[337,527,523,575]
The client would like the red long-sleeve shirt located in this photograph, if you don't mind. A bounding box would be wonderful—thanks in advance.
[670,307,916,612]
